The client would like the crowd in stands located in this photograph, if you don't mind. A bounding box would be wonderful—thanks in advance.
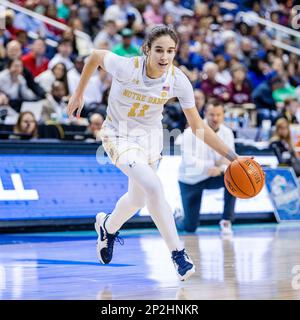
[1,0,300,166]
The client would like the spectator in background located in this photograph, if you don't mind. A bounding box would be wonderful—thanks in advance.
[21,38,49,77]
[35,62,69,94]
[45,3,66,38]
[270,117,300,177]
[84,113,104,141]
[93,20,122,50]
[228,64,252,105]
[16,30,30,55]
[194,89,206,118]
[252,76,282,126]
[176,99,236,234]
[103,0,144,32]
[247,56,271,89]
[143,0,165,30]
[201,62,230,103]
[12,111,38,139]
[0,59,36,112]
[2,40,46,99]
[276,97,299,124]
[41,80,68,123]
[48,39,74,71]
[163,0,193,24]
[112,28,140,57]
[57,0,74,21]
[215,55,232,86]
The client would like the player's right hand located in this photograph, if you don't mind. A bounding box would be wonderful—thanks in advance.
[67,92,84,119]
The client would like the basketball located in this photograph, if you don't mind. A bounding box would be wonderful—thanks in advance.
[224,158,265,199]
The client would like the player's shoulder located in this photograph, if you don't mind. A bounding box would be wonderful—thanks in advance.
[172,65,191,84]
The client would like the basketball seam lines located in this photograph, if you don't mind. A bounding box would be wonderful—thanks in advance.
[228,165,250,197]
[250,160,265,192]
[237,162,256,195]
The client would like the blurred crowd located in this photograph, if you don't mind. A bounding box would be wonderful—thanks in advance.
[0,0,300,151]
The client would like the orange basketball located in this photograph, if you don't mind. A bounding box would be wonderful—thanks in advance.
[224,158,265,199]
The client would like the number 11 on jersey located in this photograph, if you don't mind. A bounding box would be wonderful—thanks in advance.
[128,103,150,117]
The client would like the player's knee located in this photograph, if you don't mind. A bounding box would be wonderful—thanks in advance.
[142,179,163,199]
[129,195,146,208]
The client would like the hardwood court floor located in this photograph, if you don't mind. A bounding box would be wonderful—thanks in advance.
[0,222,300,300]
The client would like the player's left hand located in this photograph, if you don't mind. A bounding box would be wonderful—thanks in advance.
[67,92,84,119]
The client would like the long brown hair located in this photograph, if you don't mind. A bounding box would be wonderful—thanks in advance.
[14,111,38,138]
[270,117,293,149]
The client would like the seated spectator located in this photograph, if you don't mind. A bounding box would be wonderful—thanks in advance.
[84,113,104,141]
[21,38,49,77]
[228,64,252,105]
[2,40,45,99]
[163,0,193,24]
[16,30,30,55]
[269,118,300,177]
[252,76,282,126]
[276,97,299,124]
[194,89,206,118]
[247,56,271,89]
[215,55,232,86]
[176,42,204,72]
[12,111,38,139]
[103,0,144,32]
[45,4,66,38]
[0,59,36,112]
[57,0,73,20]
[201,62,230,102]
[4,9,21,40]
[35,62,69,94]
[93,20,122,50]
[41,81,68,123]
[143,0,164,30]
[176,99,236,234]
[48,39,74,71]
[112,29,140,57]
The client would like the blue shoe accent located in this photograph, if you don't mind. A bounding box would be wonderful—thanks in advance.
[95,213,124,264]
[171,249,195,281]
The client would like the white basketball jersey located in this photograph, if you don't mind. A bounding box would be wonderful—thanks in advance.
[103,53,195,136]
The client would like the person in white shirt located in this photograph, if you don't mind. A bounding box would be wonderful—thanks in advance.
[93,20,122,50]
[177,98,236,234]
[48,39,74,71]
[66,25,239,281]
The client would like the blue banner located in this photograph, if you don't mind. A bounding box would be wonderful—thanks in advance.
[0,155,127,220]
[264,167,300,221]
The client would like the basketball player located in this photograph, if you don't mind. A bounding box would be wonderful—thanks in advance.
[67,25,238,281]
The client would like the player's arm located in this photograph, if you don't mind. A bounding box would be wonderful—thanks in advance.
[67,49,110,118]
[182,107,238,162]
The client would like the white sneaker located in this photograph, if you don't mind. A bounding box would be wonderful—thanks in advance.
[219,220,233,235]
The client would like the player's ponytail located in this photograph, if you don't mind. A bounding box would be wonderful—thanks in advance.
[142,25,179,56]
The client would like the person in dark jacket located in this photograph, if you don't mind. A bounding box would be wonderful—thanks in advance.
[252,76,283,126]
